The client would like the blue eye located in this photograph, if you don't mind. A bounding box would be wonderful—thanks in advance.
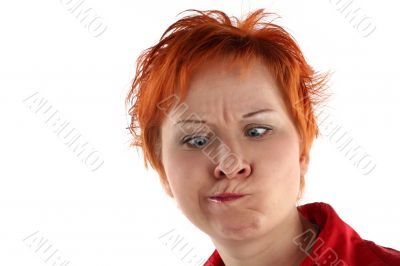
[246,126,272,137]
[182,135,209,148]
[182,126,272,149]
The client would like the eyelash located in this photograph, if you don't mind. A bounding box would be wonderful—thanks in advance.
[181,125,273,149]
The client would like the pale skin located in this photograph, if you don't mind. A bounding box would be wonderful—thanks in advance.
[160,56,317,266]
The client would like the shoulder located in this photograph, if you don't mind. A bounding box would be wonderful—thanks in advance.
[297,202,400,265]
[362,240,400,265]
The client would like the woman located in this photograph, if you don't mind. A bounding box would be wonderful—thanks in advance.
[125,9,400,266]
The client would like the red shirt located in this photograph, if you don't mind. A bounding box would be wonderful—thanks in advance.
[203,202,400,266]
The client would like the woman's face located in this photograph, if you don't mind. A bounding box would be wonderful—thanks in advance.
[160,57,309,242]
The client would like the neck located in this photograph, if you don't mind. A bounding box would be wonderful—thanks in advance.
[211,207,317,266]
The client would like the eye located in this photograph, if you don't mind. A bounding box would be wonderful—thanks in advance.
[245,126,272,137]
[182,135,210,148]
[181,126,272,149]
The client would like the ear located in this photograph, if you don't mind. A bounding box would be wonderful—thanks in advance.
[299,152,310,177]
[160,175,174,198]
[157,141,174,198]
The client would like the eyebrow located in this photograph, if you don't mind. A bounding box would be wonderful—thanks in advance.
[174,108,275,125]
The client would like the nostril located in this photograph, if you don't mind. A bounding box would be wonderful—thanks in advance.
[213,161,252,179]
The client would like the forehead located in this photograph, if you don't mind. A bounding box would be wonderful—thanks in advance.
[177,57,286,116]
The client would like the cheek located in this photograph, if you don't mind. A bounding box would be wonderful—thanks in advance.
[251,135,301,213]
[165,150,206,178]
[163,149,208,198]
[254,131,301,184]
[163,154,210,222]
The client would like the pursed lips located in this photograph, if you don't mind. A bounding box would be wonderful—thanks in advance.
[208,192,246,202]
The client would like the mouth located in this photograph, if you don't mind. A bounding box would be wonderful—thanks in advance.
[208,193,246,203]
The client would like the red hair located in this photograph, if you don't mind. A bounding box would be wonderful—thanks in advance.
[125,9,329,198]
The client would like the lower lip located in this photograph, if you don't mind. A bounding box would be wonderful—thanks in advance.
[208,195,245,203]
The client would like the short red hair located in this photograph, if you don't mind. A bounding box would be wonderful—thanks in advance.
[125,9,329,198]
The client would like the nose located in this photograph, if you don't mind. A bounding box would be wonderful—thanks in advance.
[213,154,252,179]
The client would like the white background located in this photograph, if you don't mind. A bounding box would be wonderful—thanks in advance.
[1,0,399,265]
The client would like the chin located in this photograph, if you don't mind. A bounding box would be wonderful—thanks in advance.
[216,216,265,242]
